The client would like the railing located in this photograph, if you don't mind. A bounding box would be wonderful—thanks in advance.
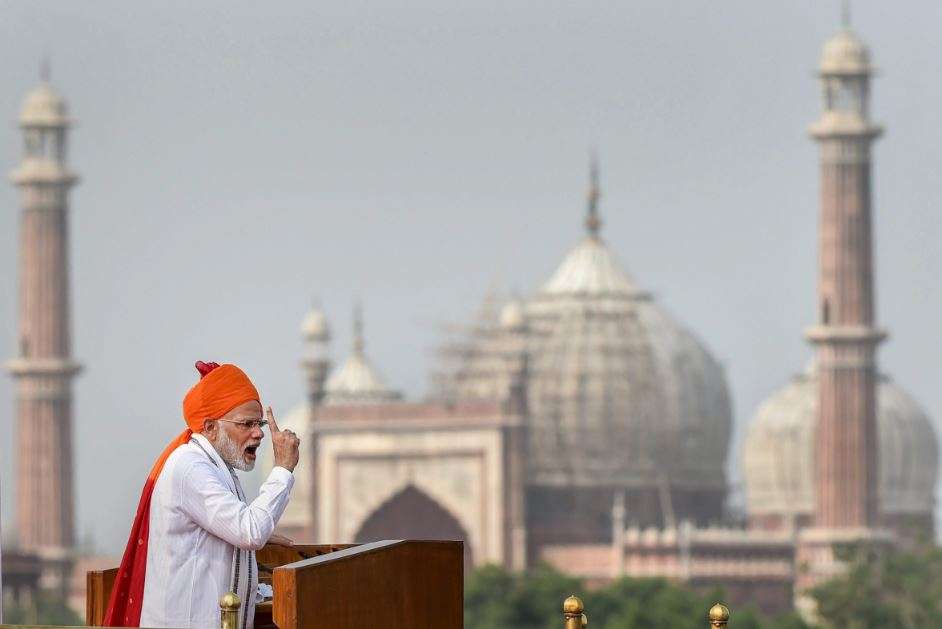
[0,594,245,629]
[562,596,731,627]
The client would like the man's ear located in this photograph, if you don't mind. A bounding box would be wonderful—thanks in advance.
[202,418,216,434]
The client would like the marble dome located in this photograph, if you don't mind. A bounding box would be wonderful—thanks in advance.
[522,235,732,488]
[447,224,733,490]
[743,367,938,520]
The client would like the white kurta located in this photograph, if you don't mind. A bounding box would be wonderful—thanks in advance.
[140,433,294,629]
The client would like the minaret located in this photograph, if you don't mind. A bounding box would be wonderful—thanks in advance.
[300,303,331,407]
[6,66,81,592]
[498,297,528,570]
[299,304,330,542]
[805,15,884,530]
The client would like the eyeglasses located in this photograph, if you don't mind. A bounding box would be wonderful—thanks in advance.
[217,418,269,431]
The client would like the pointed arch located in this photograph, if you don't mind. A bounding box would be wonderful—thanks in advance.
[353,484,473,568]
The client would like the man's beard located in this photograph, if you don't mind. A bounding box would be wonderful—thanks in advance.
[214,429,255,472]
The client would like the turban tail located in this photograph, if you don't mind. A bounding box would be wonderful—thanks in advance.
[103,363,260,626]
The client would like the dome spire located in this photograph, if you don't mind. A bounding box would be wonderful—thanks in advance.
[585,149,602,238]
[324,298,402,404]
[841,0,851,29]
[40,55,51,83]
[352,298,365,356]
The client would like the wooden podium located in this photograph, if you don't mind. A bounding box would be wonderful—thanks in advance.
[86,540,463,629]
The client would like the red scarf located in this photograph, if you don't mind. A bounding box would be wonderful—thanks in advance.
[102,429,191,626]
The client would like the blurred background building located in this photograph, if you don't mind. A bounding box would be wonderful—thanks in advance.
[2,9,938,620]
[264,19,939,615]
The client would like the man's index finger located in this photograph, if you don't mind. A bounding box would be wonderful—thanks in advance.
[267,406,280,432]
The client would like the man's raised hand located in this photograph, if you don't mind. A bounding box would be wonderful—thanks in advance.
[268,406,300,472]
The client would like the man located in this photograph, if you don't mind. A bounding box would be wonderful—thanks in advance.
[105,361,300,628]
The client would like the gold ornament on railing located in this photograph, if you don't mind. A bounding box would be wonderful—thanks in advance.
[219,592,241,629]
[563,594,588,628]
[708,602,730,628]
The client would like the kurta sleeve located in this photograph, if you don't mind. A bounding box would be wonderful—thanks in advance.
[178,461,295,550]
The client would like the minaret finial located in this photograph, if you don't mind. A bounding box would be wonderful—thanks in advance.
[353,299,365,355]
[585,149,602,238]
[40,55,51,83]
[841,0,851,29]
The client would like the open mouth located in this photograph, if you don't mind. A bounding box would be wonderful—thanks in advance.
[244,445,260,459]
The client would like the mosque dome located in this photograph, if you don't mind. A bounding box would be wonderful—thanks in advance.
[540,236,642,297]
[743,367,938,520]
[444,167,733,491]
[324,354,401,405]
[20,82,70,127]
[820,29,871,75]
[521,235,732,488]
[323,305,402,405]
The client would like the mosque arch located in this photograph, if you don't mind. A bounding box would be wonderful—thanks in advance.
[353,484,474,568]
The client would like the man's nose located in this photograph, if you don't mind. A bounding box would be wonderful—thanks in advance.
[251,424,264,439]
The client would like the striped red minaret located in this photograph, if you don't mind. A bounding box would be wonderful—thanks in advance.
[805,18,885,529]
[5,65,81,594]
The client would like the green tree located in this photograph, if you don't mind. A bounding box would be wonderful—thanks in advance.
[811,543,942,629]
[3,592,84,626]
[465,564,809,629]
[465,563,580,629]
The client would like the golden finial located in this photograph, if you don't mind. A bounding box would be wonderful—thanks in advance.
[563,595,586,629]
[585,150,602,238]
[708,603,730,627]
[219,592,241,629]
[563,594,584,614]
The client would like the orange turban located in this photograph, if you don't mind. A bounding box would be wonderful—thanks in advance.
[182,362,261,432]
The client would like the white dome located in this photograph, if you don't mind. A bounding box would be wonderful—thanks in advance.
[323,305,401,405]
[743,369,938,519]
[446,233,732,489]
[820,29,871,75]
[524,273,732,488]
[324,352,401,405]
[20,83,69,127]
[542,236,643,297]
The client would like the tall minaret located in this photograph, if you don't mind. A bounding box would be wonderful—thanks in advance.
[6,67,81,590]
[805,14,885,530]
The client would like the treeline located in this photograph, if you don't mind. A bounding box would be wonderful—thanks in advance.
[466,543,942,628]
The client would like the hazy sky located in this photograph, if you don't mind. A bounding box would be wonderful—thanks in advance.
[1,1,940,554]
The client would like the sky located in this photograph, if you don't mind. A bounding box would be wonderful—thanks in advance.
[0,1,940,555]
